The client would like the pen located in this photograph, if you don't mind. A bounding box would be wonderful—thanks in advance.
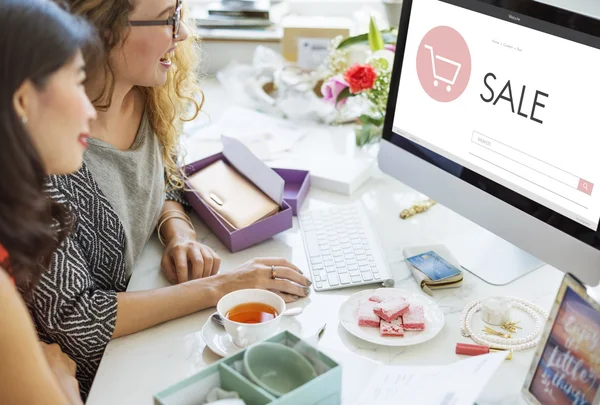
[455,343,513,360]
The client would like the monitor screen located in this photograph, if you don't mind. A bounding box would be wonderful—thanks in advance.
[386,0,600,233]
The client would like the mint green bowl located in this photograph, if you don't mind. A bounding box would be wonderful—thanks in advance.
[244,342,318,397]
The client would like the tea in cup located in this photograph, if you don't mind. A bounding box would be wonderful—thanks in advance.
[217,289,285,347]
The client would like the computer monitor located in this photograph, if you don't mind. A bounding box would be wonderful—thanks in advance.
[378,0,600,286]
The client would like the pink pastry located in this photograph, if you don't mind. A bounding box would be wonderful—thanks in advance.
[402,305,426,331]
[369,295,385,303]
[380,318,404,337]
[357,301,380,328]
[373,298,410,322]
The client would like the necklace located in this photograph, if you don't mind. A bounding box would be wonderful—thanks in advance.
[460,297,550,351]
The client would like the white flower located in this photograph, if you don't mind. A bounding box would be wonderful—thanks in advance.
[369,50,395,71]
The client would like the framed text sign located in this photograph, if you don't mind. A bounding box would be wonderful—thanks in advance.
[523,273,600,405]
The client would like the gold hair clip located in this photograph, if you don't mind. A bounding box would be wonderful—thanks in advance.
[400,199,437,219]
[501,320,522,333]
[483,326,512,339]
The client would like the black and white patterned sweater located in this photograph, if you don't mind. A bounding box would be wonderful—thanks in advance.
[27,162,186,399]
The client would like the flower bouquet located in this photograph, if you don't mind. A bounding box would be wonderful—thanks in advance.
[320,17,397,147]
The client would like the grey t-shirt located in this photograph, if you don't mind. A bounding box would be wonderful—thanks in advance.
[85,111,165,276]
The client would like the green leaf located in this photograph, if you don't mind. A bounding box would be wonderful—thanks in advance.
[336,86,354,103]
[368,16,384,52]
[354,122,383,147]
[336,30,397,50]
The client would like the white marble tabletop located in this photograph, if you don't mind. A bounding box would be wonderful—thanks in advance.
[86,78,568,405]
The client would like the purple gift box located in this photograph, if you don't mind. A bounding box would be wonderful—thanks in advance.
[272,168,311,216]
[184,154,310,253]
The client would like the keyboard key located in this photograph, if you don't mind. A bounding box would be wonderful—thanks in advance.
[318,271,327,280]
[356,254,367,261]
[328,273,340,286]
[362,273,373,281]
[337,267,348,273]
[326,266,337,273]
[310,257,322,264]
[312,263,324,270]
[349,270,360,277]
[374,273,381,280]
[316,282,324,289]
[333,251,343,258]
[340,273,351,285]
[324,260,334,267]
[351,276,362,283]
[360,266,371,273]
[304,232,321,257]
[358,260,369,267]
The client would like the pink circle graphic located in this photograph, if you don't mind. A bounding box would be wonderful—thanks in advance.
[416,26,471,102]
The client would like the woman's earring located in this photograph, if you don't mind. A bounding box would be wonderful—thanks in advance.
[21,115,28,125]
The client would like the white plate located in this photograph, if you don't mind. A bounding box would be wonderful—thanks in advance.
[339,288,445,347]
[201,313,303,357]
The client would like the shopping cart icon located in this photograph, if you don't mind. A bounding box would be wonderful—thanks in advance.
[424,44,462,92]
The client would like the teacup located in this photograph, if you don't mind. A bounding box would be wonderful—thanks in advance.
[217,289,285,347]
[244,342,317,397]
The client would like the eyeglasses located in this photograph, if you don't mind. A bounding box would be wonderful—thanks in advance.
[129,0,183,39]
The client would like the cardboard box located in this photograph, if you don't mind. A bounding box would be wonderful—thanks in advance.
[184,137,310,252]
[282,15,352,67]
[154,331,342,405]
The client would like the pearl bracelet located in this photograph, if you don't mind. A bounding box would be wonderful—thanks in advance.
[460,297,550,351]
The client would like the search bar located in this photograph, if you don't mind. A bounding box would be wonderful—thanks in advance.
[471,131,594,196]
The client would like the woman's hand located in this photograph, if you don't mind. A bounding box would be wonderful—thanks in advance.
[218,257,312,303]
[162,236,221,284]
[39,342,81,403]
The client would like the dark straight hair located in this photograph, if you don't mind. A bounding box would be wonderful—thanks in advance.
[0,0,98,289]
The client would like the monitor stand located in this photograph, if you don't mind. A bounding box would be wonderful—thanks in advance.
[446,227,545,286]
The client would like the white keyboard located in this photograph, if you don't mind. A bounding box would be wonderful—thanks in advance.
[299,202,394,291]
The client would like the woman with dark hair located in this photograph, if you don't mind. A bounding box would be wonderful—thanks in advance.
[0,0,97,403]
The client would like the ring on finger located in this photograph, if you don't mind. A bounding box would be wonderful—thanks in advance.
[271,265,276,279]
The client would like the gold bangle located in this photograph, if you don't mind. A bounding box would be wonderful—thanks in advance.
[158,209,190,223]
[157,214,195,246]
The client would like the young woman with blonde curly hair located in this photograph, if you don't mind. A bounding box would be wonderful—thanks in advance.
[28,0,311,398]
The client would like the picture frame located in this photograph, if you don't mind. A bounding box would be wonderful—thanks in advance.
[522,273,600,405]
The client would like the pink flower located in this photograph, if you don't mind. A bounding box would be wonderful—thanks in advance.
[385,44,396,52]
[321,76,349,108]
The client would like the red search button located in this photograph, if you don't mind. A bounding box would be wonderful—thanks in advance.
[578,179,594,195]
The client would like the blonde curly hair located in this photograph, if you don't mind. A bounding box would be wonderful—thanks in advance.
[60,0,202,191]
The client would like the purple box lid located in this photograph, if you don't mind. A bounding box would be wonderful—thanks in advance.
[272,168,310,216]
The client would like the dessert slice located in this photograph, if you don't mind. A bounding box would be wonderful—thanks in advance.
[402,305,426,331]
[357,301,381,328]
[373,298,410,322]
[380,318,404,337]
[369,295,385,303]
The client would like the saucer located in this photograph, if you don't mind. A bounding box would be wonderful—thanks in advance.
[202,313,303,357]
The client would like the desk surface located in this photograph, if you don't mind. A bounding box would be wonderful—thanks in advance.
[87,79,567,405]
